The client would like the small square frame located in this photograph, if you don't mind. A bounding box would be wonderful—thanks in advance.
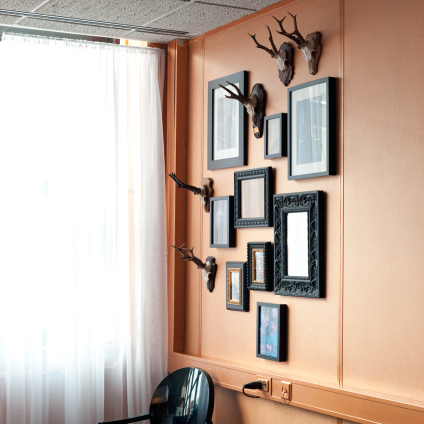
[210,196,235,248]
[226,261,248,312]
[234,167,273,228]
[247,241,272,291]
[256,302,287,362]
[264,113,287,159]
[208,71,247,170]
[287,77,336,179]
[273,191,324,298]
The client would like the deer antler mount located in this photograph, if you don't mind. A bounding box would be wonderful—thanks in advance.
[249,26,294,86]
[274,13,322,75]
[218,81,266,139]
[168,172,213,213]
[171,244,217,292]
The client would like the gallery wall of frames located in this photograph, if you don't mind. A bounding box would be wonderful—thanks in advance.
[175,0,343,380]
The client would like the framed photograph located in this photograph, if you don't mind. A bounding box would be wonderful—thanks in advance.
[256,302,287,362]
[287,77,336,179]
[234,167,273,228]
[273,191,324,298]
[264,113,287,159]
[207,71,247,170]
[247,241,272,291]
[210,196,235,248]
[226,261,248,311]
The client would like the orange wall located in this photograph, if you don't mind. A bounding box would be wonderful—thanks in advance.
[169,0,424,422]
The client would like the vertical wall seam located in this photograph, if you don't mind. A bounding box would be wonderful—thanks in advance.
[198,39,206,356]
[338,0,345,389]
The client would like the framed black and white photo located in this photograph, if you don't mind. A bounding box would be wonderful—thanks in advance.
[287,77,336,179]
[226,261,248,311]
[234,167,273,228]
[210,196,235,248]
[207,71,247,170]
[264,113,286,159]
[273,191,324,298]
[256,302,287,362]
[247,242,272,291]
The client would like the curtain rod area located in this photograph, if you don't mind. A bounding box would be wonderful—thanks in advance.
[0,8,189,38]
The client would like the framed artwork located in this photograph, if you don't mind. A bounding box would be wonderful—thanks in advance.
[273,191,324,298]
[287,77,336,179]
[210,196,235,248]
[264,113,287,159]
[256,302,287,362]
[234,167,273,228]
[247,241,272,291]
[207,71,247,170]
[226,261,248,312]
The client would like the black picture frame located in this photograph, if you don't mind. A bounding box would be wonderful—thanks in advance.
[287,77,336,179]
[207,71,247,170]
[247,241,272,291]
[234,167,273,228]
[273,191,324,298]
[256,302,287,362]
[210,196,235,248]
[264,113,287,159]
[226,261,248,312]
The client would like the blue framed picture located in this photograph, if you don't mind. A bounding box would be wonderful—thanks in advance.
[256,302,287,361]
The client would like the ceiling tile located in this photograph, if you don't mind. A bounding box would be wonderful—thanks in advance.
[34,0,188,26]
[0,0,43,11]
[152,2,250,36]
[18,18,128,38]
[197,0,280,10]
[127,31,175,44]
[0,16,19,25]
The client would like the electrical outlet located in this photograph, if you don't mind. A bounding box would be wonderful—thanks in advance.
[257,377,269,392]
[281,381,292,401]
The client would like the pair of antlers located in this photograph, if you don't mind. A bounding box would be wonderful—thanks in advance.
[249,12,307,54]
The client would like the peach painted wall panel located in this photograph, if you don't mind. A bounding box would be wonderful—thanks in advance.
[185,0,342,383]
[343,0,424,401]
[213,386,338,424]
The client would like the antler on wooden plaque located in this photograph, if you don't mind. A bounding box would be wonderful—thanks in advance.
[168,172,213,213]
[273,12,322,75]
[249,26,294,86]
[171,244,217,292]
[218,81,266,139]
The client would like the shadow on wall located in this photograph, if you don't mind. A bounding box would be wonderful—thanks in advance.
[212,386,357,424]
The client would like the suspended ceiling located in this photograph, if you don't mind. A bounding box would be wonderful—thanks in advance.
[0,0,284,44]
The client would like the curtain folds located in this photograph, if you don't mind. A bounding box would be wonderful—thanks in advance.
[0,34,167,424]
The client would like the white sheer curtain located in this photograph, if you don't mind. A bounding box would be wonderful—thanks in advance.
[0,33,167,424]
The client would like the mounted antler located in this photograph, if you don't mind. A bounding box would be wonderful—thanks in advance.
[171,244,217,292]
[273,12,322,75]
[168,172,213,212]
[249,26,294,86]
[219,81,266,139]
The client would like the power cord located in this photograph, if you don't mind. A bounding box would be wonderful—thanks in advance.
[242,381,263,398]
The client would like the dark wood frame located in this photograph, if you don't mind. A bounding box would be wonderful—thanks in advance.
[234,167,273,228]
[273,191,324,298]
[210,196,235,248]
[247,241,272,291]
[207,71,247,170]
[264,113,287,159]
[226,261,248,312]
[287,77,336,179]
[256,302,287,362]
